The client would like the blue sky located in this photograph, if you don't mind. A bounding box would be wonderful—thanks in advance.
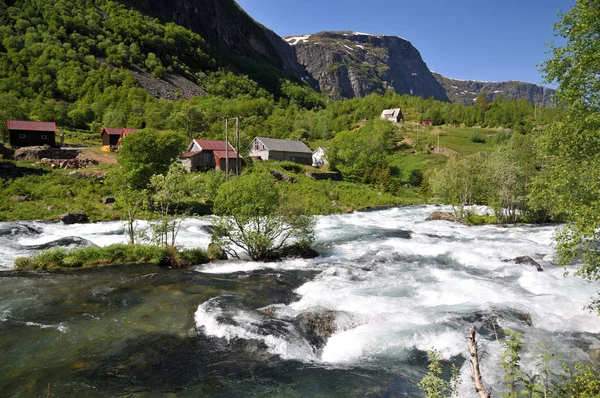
[235,0,573,87]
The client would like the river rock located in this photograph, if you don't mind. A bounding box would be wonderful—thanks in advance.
[59,210,88,224]
[0,223,42,236]
[200,225,214,235]
[425,211,468,225]
[280,243,320,259]
[294,308,338,350]
[22,236,97,250]
[511,256,543,272]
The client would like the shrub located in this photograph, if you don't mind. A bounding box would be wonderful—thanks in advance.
[408,169,424,187]
[13,244,208,270]
[470,132,486,143]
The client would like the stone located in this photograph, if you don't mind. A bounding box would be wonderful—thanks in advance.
[11,195,29,202]
[66,190,75,197]
[280,243,320,259]
[22,236,97,250]
[305,171,343,181]
[59,210,88,225]
[512,256,544,272]
[294,308,338,350]
[100,197,116,204]
[270,170,296,183]
[425,211,468,225]
[14,146,80,161]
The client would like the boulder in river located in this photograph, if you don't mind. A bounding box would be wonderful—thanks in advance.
[59,210,88,225]
[22,236,97,250]
[425,211,468,225]
[293,307,355,350]
[280,243,320,259]
[0,223,43,236]
[511,256,544,272]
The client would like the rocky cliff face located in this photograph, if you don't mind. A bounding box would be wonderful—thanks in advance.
[433,73,555,106]
[119,0,309,82]
[286,31,449,101]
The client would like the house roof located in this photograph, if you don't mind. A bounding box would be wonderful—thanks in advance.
[254,137,312,153]
[101,127,122,136]
[214,150,240,160]
[191,139,235,152]
[381,108,403,119]
[121,128,140,136]
[7,120,56,132]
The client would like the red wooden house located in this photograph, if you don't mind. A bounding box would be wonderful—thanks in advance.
[181,139,242,172]
[7,120,57,148]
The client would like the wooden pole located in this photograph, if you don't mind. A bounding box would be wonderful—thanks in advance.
[235,116,240,176]
[225,118,229,179]
[469,328,491,398]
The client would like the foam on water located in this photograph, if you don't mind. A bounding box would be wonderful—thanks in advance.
[192,206,600,394]
[0,217,214,269]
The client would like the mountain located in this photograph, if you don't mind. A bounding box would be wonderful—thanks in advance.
[119,0,315,89]
[284,31,449,102]
[432,73,556,106]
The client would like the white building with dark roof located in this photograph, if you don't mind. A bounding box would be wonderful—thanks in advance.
[249,137,313,165]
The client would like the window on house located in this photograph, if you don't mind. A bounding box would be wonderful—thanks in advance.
[41,135,47,139]
[19,134,25,139]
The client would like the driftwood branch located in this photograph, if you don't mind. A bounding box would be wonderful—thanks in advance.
[469,328,491,398]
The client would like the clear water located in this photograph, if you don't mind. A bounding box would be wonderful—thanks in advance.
[1,206,599,396]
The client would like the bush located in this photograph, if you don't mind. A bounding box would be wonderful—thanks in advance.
[408,169,424,187]
[13,244,208,270]
[470,132,486,143]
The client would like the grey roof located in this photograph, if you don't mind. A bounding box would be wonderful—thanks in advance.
[255,137,312,153]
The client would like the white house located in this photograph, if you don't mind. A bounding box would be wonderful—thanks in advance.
[312,147,328,168]
[380,108,404,123]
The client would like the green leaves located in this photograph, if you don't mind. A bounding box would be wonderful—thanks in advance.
[212,172,315,261]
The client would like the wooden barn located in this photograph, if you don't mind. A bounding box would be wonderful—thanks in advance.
[380,108,404,123]
[249,137,313,165]
[180,139,241,172]
[100,127,122,150]
[7,120,57,148]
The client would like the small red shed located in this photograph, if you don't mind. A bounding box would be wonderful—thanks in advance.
[100,127,122,147]
[8,120,57,148]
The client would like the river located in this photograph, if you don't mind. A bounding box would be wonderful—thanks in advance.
[1,206,599,397]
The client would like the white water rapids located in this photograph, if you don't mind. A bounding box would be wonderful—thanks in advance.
[1,205,599,395]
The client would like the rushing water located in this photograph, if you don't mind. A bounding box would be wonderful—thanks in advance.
[1,206,599,397]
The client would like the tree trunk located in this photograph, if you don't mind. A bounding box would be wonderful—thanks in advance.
[469,328,491,398]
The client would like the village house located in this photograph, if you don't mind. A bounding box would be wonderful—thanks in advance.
[380,108,404,123]
[180,139,241,172]
[7,120,57,148]
[422,119,433,127]
[312,147,328,168]
[100,127,122,151]
[249,137,313,165]
[116,128,140,149]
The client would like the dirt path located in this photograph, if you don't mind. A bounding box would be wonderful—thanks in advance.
[81,147,117,164]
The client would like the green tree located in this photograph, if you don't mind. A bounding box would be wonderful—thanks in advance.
[118,129,187,189]
[211,172,315,261]
[536,0,600,280]
[106,167,145,245]
[147,162,191,247]
[417,349,461,398]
